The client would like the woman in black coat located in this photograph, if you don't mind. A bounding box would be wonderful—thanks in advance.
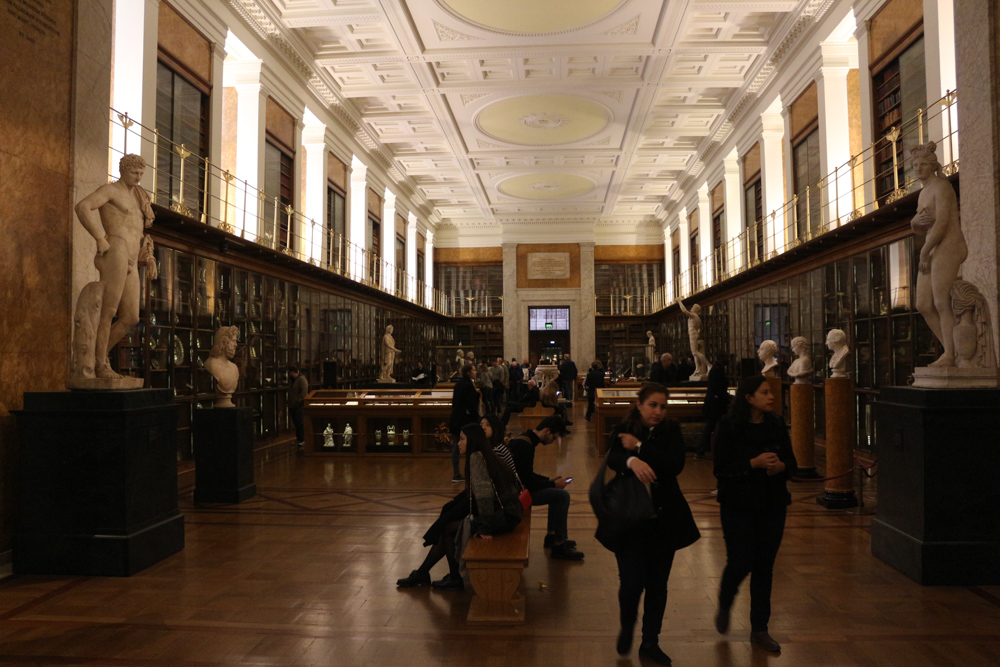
[606,382,701,665]
[713,375,797,653]
[448,364,480,481]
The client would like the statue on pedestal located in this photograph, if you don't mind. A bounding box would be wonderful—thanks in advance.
[826,329,850,378]
[788,337,814,384]
[909,142,968,367]
[387,425,396,445]
[343,423,353,448]
[68,154,157,389]
[678,301,711,380]
[205,325,240,407]
[758,340,779,377]
[950,280,997,369]
[646,330,656,363]
[323,424,335,448]
[378,325,401,383]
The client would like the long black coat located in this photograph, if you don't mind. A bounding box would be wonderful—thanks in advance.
[449,377,480,435]
[702,364,731,419]
[606,419,700,550]
[713,414,797,509]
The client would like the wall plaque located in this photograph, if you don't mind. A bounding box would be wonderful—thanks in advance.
[527,252,571,280]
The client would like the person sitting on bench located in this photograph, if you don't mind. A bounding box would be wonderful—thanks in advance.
[501,379,540,425]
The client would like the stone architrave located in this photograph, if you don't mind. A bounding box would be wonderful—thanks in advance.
[379,325,402,383]
[758,340,779,377]
[677,301,711,380]
[826,329,850,378]
[68,154,157,390]
[205,326,240,408]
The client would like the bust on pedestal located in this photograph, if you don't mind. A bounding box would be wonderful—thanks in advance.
[204,326,239,407]
[819,329,856,509]
[787,337,819,478]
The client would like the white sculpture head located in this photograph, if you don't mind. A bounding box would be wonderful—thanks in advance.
[791,337,809,358]
[386,325,393,334]
[910,142,942,182]
[758,340,778,363]
[118,154,146,186]
[210,325,239,360]
[826,329,847,351]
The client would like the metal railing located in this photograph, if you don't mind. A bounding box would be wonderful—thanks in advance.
[665,91,959,306]
[109,109,446,313]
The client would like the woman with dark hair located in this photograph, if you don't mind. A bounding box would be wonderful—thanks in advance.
[481,414,516,474]
[606,382,701,665]
[713,375,797,653]
[449,364,480,482]
[397,424,522,592]
[584,359,606,422]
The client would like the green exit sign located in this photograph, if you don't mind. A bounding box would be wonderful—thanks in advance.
[545,323,553,329]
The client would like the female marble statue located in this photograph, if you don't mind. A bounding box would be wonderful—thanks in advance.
[826,329,850,378]
[758,340,779,377]
[379,325,402,382]
[323,424,336,448]
[787,337,814,384]
[646,330,656,363]
[678,301,711,380]
[909,142,967,367]
[205,325,240,407]
[950,280,997,369]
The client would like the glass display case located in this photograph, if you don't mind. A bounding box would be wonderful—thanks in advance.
[607,343,656,382]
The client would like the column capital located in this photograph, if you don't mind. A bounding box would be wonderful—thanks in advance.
[350,155,367,182]
[383,187,397,207]
[760,112,784,135]
[302,122,327,145]
[820,41,859,69]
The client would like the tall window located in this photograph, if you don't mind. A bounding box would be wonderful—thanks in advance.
[416,250,426,304]
[744,179,763,263]
[690,231,700,292]
[672,246,681,298]
[873,36,926,200]
[367,214,381,286]
[263,141,293,249]
[395,235,406,296]
[155,61,208,217]
[792,129,821,240]
[325,184,345,270]
[712,208,725,281]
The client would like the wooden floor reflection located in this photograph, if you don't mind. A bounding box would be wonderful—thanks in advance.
[2,403,999,666]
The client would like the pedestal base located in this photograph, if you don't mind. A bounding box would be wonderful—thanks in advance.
[912,366,998,388]
[816,489,858,509]
[14,389,184,576]
[871,387,1000,585]
[194,407,256,504]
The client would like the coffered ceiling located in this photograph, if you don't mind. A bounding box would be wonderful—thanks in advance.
[258,0,810,236]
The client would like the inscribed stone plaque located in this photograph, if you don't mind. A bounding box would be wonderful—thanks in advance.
[527,253,571,280]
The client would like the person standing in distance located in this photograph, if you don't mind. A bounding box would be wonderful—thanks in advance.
[448,364,480,482]
[287,365,309,447]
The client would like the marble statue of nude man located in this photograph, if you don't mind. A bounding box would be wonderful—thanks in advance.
[677,300,711,380]
[909,142,967,367]
[74,154,156,379]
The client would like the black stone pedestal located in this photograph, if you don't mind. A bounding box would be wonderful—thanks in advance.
[193,407,255,504]
[871,386,1000,585]
[817,489,858,509]
[14,389,185,576]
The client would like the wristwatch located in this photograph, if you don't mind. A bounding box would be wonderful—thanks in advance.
[635,441,643,453]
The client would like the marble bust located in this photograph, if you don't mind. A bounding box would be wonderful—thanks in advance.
[758,340,779,377]
[678,301,711,380]
[950,280,997,369]
[379,325,402,383]
[909,142,967,367]
[205,325,240,407]
[787,337,814,384]
[68,154,157,390]
[826,329,850,378]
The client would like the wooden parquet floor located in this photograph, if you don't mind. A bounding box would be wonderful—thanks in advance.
[2,403,999,666]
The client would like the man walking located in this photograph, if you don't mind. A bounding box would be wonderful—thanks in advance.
[288,365,309,447]
[558,353,578,402]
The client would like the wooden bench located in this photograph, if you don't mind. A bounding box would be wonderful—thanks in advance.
[519,404,555,419]
[462,514,531,625]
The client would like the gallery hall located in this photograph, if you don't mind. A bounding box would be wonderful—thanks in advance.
[0,0,998,664]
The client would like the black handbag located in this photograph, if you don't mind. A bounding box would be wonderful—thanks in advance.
[589,456,655,552]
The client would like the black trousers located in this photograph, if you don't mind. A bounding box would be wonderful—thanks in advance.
[615,525,676,644]
[585,392,597,419]
[697,415,720,455]
[718,502,787,632]
[289,406,305,442]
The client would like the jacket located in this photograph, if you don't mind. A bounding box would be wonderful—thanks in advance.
[469,452,521,535]
[605,418,700,550]
[449,377,481,434]
[288,374,309,408]
[649,362,678,385]
[507,431,554,492]
[702,364,731,419]
[713,414,797,509]
[558,359,578,383]
[519,385,540,408]
[584,367,606,392]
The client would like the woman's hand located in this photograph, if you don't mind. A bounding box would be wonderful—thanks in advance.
[766,460,786,476]
[750,452,779,470]
[477,534,493,541]
[618,433,641,451]
[627,457,657,484]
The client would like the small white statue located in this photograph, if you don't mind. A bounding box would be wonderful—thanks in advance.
[343,423,353,448]
[646,330,656,362]
[375,429,382,446]
[787,337,814,384]
[387,425,396,445]
[909,142,967,367]
[379,325,402,383]
[323,423,335,448]
[402,429,410,446]
[204,325,240,407]
[758,340,779,377]
[678,301,711,380]
[827,329,850,378]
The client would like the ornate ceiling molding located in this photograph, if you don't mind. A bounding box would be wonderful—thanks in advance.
[604,14,641,36]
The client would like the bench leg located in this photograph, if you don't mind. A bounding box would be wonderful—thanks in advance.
[466,564,525,624]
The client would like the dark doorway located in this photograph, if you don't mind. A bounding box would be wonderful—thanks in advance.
[527,306,571,365]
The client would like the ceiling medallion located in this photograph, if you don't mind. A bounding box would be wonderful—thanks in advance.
[520,113,569,130]
[532,182,563,191]
[436,0,629,37]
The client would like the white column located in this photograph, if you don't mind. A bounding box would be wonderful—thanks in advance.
[697,185,711,288]
[781,105,796,248]
[722,150,744,274]
[382,188,397,294]
[208,43,226,227]
[230,72,267,242]
[678,207,691,297]
[406,212,418,301]
[663,225,674,302]
[923,0,958,164]
[349,157,368,281]
[855,21,877,216]
[761,109,785,257]
[111,0,159,191]
[302,122,327,265]
[818,43,856,229]
[425,228,435,307]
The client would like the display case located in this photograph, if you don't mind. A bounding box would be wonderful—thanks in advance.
[303,389,456,455]
[607,343,656,382]
[592,387,714,454]
[434,345,479,381]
